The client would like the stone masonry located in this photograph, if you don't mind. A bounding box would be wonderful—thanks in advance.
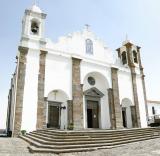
[108,88,116,129]
[125,43,141,127]
[111,67,123,129]
[36,50,48,129]
[72,57,83,130]
[67,100,73,126]
[12,46,28,137]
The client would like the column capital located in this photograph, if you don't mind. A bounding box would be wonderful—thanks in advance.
[40,50,48,55]
[18,46,29,55]
[72,57,82,62]
[111,67,119,71]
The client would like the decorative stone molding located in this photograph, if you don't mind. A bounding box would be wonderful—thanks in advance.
[83,87,104,98]
[25,10,47,19]
[12,46,28,137]
[72,57,83,130]
[36,50,48,129]
[111,67,123,129]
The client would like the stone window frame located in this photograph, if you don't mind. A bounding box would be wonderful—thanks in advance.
[88,76,95,86]
[86,39,93,55]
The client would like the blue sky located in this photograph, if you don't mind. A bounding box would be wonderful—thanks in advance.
[0,0,160,128]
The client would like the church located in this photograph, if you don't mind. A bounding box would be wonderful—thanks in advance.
[6,4,148,137]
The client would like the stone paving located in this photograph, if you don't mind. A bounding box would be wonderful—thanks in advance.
[1,137,160,156]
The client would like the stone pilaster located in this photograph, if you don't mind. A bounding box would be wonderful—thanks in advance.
[126,43,141,127]
[72,57,83,130]
[111,67,123,129]
[36,50,48,129]
[108,88,116,129]
[67,100,73,126]
[13,46,28,137]
[137,47,149,121]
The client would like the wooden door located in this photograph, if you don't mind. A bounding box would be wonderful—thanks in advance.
[131,106,137,128]
[122,107,127,128]
[48,105,59,128]
[87,100,99,128]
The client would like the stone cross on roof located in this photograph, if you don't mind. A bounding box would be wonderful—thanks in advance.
[85,24,90,31]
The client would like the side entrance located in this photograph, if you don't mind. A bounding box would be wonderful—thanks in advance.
[48,102,61,128]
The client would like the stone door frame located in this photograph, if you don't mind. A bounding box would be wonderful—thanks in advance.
[84,87,104,129]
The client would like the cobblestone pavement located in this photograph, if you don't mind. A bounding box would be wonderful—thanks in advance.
[1,137,160,156]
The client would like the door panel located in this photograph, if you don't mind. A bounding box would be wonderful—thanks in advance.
[87,100,99,128]
[122,107,127,128]
[48,105,59,128]
[131,106,137,128]
[87,109,93,128]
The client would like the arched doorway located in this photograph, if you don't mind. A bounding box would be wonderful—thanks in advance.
[84,87,104,128]
[47,90,68,129]
[83,72,110,129]
[121,98,134,128]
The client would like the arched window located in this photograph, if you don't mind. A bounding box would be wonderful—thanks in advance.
[86,39,93,54]
[133,50,138,63]
[121,51,127,65]
[31,20,39,35]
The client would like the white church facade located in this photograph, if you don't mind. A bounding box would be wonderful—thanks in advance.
[6,4,148,137]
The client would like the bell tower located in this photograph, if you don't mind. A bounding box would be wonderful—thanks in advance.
[116,39,139,67]
[21,4,47,40]
[116,39,148,128]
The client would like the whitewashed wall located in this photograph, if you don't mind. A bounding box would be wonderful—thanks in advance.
[44,53,72,99]
[21,49,39,132]
[136,75,147,127]
[118,70,134,104]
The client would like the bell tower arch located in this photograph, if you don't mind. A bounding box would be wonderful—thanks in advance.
[21,4,47,40]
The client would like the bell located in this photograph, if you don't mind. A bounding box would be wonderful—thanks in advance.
[31,26,39,34]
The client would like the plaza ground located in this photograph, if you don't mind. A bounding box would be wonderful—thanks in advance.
[0,137,160,156]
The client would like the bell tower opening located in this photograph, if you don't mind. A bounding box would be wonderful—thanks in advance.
[31,20,39,35]
[121,51,127,65]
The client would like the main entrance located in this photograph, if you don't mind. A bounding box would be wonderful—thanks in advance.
[122,107,127,128]
[48,102,61,128]
[87,100,99,128]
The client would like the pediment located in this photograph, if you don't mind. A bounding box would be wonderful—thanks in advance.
[84,87,104,98]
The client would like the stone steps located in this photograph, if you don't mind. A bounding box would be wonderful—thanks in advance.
[35,127,157,135]
[28,131,157,143]
[20,127,160,153]
[32,129,159,138]
[34,128,160,137]
[24,133,156,145]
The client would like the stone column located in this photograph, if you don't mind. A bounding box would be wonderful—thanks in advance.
[108,88,116,129]
[67,100,73,126]
[111,67,123,129]
[72,57,83,130]
[13,46,28,137]
[36,50,48,129]
[137,47,149,121]
[126,43,141,127]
